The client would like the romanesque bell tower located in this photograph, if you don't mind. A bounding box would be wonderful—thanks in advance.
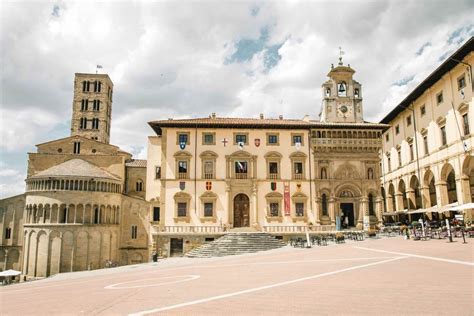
[71,73,113,144]
[320,57,364,123]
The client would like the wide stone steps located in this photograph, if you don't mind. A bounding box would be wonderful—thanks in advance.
[186,232,286,258]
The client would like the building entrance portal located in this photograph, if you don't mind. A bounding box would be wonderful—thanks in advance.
[341,203,355,228]
[233,194,250,227]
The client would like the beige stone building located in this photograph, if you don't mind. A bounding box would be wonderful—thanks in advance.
[147,59,388,257]
[0,73,150,278]
[380,37,474,223]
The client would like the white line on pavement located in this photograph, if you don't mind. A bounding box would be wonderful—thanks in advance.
[354,246,474,266]
[105,275,200,290]
[129,256,407,315]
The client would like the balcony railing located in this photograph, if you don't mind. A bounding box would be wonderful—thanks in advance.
[268,173,278,180]
[154,225,224,234]
[235,173,248,179]
[204,173,214,179]
[178,173,188,179]
[262,225,335,233]
[293,173,303,180]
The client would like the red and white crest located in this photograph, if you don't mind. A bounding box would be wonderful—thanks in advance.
[254,138,261,147]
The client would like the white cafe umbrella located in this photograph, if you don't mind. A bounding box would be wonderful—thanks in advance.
[0,269,21,277]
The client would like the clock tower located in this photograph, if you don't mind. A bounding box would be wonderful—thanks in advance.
[319,56,363,123]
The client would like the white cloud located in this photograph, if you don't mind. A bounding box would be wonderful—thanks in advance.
[1,0,473,199]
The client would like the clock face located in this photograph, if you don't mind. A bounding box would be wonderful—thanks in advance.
[337,103,352,117]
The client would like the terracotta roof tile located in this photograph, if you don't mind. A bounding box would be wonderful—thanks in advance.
[125,159,147,167]
[30,159,121,180]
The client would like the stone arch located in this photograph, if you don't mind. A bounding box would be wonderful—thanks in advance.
[440,163,458,204]
[461,155,474,202]
[74,231,89,271]
[388,182,396,212]
[89,231,101,270]
[27,231,37,276]
[334,163,360,180]
[397,179,408,210]
[409,175,422,209]
[335,183,362,198]
[60,231,74,273]
[36,231,49,277]
[424,169,437,207]
[48,231,61,276]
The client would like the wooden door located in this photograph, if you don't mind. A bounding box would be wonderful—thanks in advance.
[233,194,250,227]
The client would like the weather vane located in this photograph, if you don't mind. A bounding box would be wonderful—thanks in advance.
[338,46,345,65]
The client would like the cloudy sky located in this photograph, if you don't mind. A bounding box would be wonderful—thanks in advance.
[1,0,473,198]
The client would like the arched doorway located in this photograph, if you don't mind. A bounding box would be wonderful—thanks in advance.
[233,194,250,227]
[338,189,356,228]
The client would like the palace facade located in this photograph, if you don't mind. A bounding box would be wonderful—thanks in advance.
[380,37,474,223]
[146,60,387,256]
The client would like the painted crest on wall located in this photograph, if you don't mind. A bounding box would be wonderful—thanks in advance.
[238,141,244,150]
[206,181,212,191]
[271,182,277,191]
[254,138,261,147]
[179,142,186,150]
[179,181,185,191]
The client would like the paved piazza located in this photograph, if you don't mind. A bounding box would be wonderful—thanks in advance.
[1,237,473,315]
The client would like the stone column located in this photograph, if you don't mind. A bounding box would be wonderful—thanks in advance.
[359,197,367,224]
[329,197,335,224]
[314,197,321,225]
[386,195,394,212]
[420,185,431,208]
[394,193,404,211]
[456,175,471,204]
[251,183,258,227]
[435,181,449,206]
[406,188,416,210]
[376,197,383,224]
[226,184,231,227]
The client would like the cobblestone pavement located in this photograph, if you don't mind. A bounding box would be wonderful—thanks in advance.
[1,236,473,315]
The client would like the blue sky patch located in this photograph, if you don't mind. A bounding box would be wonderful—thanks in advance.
[225,27,283,71]
[52,4,60,17]
[250,6,260,17]
[416,42,431,56]
[393,75,414,86]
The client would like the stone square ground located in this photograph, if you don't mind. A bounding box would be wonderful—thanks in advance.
[1,236,473,315]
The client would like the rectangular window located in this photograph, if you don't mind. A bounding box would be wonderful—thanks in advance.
[269,162,278,179]
[203,133,214,145]
[458,75,466,90]
[295,203,304,217]
[423,135,429,155]
[177,203,187,217]
[153,207,160,222]
[73,142,81,154]
[294,162,303,179]
[409,144,414,161]
[397,150,402,167]
[463,114,470,135]
[268,134,278,145]
[155,166,161,179]
[178,133,188,144]
[385,134,389,142]
[5,228,11,239]
[406,116,412,126]
[270,202,279,217]
[235,161,248,179]
[178,161,188,178]
[420,105,426,116]
[292,135,302,145]
[440,126,447,145]
[204,161,214,179]
[395,125,400,135]
[204,203,213,217]
[387,157,391,172]
[235,134,247,144]
[437,92,443,105]
[131,225,138,239]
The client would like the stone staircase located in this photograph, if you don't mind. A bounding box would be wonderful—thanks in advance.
[185,232,287,258]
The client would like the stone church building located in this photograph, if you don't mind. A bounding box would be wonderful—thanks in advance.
[0,74,150,277]
[147,59,388,256]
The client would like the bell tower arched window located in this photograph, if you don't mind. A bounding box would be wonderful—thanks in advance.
[338,82,347,97]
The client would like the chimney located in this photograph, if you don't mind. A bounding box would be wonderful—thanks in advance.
[260,113,264,119]
[279,115,283,120]
[211,113,216,119]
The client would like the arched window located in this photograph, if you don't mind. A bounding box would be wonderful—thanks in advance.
[136,180,143,192]
[338,81,347,97]
[320,167,327,179]
[368,193,375,216]
[322,194,328,216]
[325,87,331,97]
